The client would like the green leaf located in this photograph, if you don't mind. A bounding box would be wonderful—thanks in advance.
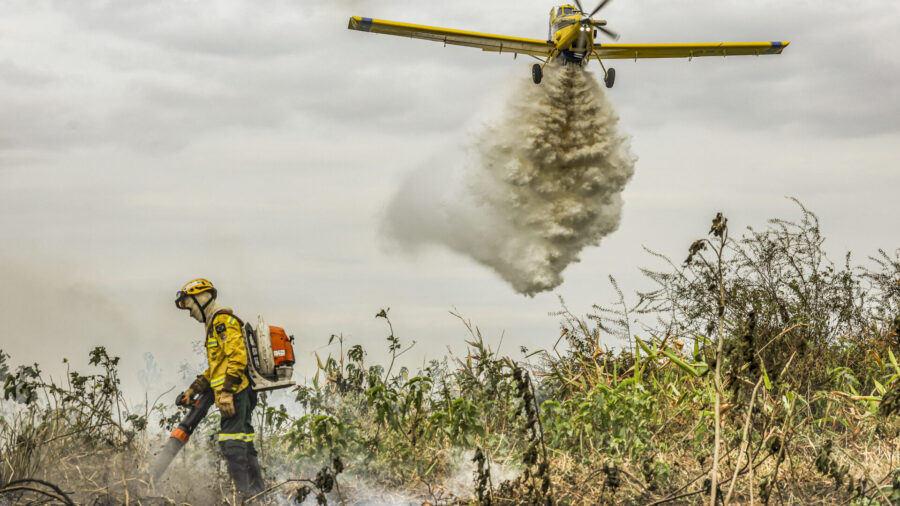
[661,349,701,377]
[761,363,772,390]
[617,378,636,389]
[691,333,711,346]
[635,337,655,358]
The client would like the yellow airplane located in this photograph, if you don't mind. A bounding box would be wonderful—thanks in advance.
[348,1,789,88]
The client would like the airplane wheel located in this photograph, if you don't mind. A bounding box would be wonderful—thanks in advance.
[604,67,616,88]
[532,64,543,84]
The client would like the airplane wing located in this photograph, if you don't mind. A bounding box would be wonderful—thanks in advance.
[592,42,790,60]
[348,16,555,57]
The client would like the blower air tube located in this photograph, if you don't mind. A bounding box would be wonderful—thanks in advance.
[150,437,186,481]
[150,389,215,481]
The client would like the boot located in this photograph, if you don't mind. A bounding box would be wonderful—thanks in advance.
[247,442,265,495]
[220,440,251,497]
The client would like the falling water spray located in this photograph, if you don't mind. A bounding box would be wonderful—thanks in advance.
[384,64,636,296]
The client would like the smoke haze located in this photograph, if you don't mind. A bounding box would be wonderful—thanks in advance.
[384,65,636,296]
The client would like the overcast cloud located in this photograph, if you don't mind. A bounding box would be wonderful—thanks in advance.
[1,0,898,397]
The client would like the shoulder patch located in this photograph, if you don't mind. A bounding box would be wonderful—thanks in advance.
[215,323,226,333]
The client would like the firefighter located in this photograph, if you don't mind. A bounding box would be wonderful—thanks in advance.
[175,278,264,497]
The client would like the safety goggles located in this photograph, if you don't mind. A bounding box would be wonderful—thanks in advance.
[175,291,189,309]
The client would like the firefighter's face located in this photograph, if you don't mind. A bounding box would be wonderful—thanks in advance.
[181,293,211,323]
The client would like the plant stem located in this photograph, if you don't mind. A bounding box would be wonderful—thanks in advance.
[724,377,763,505]
[711,228,728,506]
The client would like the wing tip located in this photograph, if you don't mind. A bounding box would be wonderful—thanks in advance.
[348,16,373,32]
[765,41,791,54]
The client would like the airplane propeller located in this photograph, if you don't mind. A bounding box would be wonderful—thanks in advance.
[589,0,613,17]
[573,0,620,40]
[594,23,620,41]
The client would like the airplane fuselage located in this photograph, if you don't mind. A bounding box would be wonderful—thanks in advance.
[549,4,600,63]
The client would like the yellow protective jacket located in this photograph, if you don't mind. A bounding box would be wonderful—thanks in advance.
[202,309,250,396]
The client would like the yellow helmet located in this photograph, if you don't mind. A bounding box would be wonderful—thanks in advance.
[175,278,217,310]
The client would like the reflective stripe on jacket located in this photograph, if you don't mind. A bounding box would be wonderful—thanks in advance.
[202,310,250,395]
[218,432,256,442]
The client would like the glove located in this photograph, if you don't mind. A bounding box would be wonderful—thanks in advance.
[176,375,211,407]
[176,387,195,407]
[217,391,235,418]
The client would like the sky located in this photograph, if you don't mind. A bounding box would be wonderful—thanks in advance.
[1,0,898,398]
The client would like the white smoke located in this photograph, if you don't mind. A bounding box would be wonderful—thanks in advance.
[383,64,636,296]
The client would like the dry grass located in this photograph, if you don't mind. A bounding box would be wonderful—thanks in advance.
[2,204,900,505]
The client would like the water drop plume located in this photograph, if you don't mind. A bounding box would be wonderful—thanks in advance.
[383,64,636,296]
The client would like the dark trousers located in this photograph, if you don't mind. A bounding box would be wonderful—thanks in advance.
[218,388,264,496]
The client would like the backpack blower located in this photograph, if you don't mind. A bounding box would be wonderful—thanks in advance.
[150,316,296,481]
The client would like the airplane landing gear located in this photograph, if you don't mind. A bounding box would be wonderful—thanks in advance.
[532,63,543,84]
[593,54,615,89]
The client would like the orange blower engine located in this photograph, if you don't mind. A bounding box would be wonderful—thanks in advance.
[242,315,296,391]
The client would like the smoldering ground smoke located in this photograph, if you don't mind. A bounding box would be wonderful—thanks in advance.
[384,64,636,296]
